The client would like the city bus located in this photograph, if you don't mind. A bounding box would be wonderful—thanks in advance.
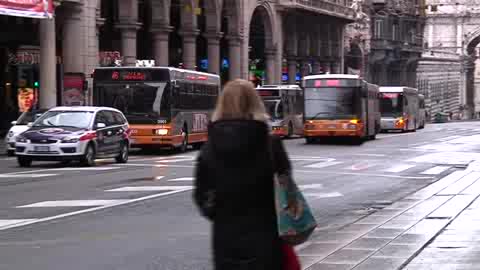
[418,94,426,129]
[379,87,419,132]
[93,67,220,152]
[256,85,303,138]
[302,74,380,144]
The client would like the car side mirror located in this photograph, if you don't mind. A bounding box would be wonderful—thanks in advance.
[11,121,17,125]
[96,123,107,129]
[27,122,33,127]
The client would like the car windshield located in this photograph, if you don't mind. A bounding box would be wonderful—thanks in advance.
[16,111,45,125]
[33,111,94,129]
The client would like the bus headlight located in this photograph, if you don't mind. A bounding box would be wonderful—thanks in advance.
[155,129,169,136]
[396,117,405,125]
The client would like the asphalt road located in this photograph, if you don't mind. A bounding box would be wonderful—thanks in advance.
[1,122,480,270]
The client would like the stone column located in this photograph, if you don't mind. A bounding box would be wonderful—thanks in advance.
[312,59,321,74]
[321,62,330,74]
[62,5,84,73]
[152,26,172,67]
[227,35,242,80]
[287,57,297,84]
[117,25,141,66]
[331,61,341,74]
[39,18,57,109]
[179,30,199,70]
[300,60,310,78]
[265,49,276,85]
[204,32,222,74]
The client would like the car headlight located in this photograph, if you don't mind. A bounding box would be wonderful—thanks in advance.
[61,137,79,143]
[16,136,27,143]
[7,131,14,138]
[155,129,169,135]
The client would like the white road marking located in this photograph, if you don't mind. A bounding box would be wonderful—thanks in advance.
[304,192,343,199]
[0,174,58,178]
[156,157,195,163]
[155,176,165,180]
[17,200,128,208]
[345,162,375,171]
[377,132,415,138]
[384,164,416,173]
[48,167,119,171]
[436,135,462,142]
[106,186,192,192]
[299,184,324,190]
[0,187,193,232]
[0,157,15,161]
[168,177,194,182]
[296,170,435,180]
[420,166,451,175]
[354,154,386,157]
[114,163,194,168]
[0,219,38,229]
[305,160,342,169]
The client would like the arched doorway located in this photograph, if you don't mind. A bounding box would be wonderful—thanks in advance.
[248,5,275,86]
[466,36,480,118]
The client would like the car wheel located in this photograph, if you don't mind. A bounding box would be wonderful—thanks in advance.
[17,157,32,167]
[81,144,96,167]
[115,143,129,164]
[7,150,14,157]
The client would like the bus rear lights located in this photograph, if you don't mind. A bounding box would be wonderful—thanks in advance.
[155,129,169,136]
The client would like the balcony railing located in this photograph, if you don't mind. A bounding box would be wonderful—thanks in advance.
[278,0,356,21]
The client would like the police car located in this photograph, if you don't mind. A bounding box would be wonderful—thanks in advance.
[15,106,130,167]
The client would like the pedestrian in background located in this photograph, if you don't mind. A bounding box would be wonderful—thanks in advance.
[193,79,292,270]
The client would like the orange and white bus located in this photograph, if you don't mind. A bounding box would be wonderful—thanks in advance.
[379,87,419,132]
[257,85,304,138]
[93,67,220,152]
[302,74,380,144]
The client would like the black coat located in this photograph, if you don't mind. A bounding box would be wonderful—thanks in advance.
[193,119,291,270]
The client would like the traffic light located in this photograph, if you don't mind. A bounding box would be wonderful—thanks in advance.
[33,81,39,88]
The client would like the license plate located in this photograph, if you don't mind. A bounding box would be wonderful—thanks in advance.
[34,146,50,152]
[328,125,336,129]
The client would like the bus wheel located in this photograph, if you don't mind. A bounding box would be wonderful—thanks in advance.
[179,129,188,153]
[287,122,294,138]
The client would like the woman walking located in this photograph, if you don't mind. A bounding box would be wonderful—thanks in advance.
[193,79,292,270]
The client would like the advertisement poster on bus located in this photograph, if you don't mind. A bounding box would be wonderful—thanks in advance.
[0,0,54,19]
[63,73,85,106]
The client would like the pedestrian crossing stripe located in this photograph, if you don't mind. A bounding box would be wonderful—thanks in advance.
[384,164,416,173]
[0,219,38,229]
[16,200,129,208]
[0,173,59,178]
[420,166,450,175]
[105,186,193,192]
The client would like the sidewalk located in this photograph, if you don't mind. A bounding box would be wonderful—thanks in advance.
[298,161,480,270]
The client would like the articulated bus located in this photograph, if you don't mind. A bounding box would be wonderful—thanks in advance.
[302,74,380,144]
[379,87,419,132]
[93,67,220,152]
[256,85,304,137]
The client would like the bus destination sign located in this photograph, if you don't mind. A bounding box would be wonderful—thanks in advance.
[112,71,147,81]
[257,89,280,97]
[305,78,360,88]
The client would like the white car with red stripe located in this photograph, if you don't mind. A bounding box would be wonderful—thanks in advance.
[15,106,131,167]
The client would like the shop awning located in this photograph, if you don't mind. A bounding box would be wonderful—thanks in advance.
[0,0,54,19]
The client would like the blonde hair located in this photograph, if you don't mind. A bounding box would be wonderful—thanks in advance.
[211,79,268,122]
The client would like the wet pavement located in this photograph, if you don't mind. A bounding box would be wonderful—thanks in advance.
[300,160,480,270]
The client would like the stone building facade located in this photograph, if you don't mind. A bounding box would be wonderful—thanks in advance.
[0,0,358,133]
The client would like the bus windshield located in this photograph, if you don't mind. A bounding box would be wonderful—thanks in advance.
[95,82,171,124]
[380,93,403,117]
[264,100,283,120]
[304,87,356,119]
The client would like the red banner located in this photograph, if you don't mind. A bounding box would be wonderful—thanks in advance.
[0,0,53,19]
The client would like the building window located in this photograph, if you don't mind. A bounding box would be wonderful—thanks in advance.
[393,24,399,41]
[374,19,383,39]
